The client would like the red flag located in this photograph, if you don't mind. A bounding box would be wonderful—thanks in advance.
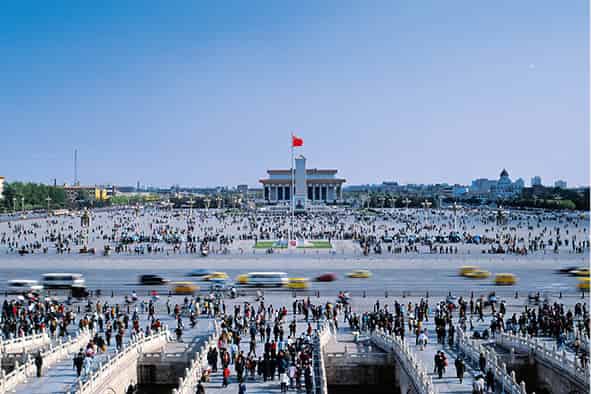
[292,135,303,147]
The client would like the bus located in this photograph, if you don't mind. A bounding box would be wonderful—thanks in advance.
[41,273,85,289]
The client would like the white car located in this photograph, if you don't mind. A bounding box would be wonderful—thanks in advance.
[8,280,43,294]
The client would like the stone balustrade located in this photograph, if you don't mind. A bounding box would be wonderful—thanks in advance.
[0,330,51,354]
[312,320,335,394]
[370,330,436,394]
[68,327,170,394]
[456,327,526,394]
[0,329,92,394]
[171,322,221,394]
[496,331,590,387]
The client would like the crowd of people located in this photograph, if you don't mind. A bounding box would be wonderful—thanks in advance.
[0,206,588,257]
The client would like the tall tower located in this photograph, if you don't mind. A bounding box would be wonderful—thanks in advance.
[294,155,307,209]
[74,149,78,186]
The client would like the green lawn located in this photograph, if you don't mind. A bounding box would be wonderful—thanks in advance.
[254,241,287,249]
[296,240,333,249]
[254,240,332,249]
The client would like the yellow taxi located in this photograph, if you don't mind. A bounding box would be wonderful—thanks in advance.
[459,266,478,277]
[464,269,491,279]
[287,278,310,289]
[237,274,249,285]
[494,273,517,286]
[347,269,372,279]
[204,272,229,282]
[572,268,590,277]
[171,282,199,295]
[577,277,590,291]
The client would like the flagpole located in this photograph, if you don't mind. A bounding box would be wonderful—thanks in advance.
[291,136,294,244]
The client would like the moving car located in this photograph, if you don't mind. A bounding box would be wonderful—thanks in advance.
[204,272,229,282]
[7,280,43,294]
[347,270,372,279]
[42,273,85,289]
[494,273,517,286]
[237,272,288,287]
[171,282,199,295]
[459,266,478,277]
[287,278,310,289]
[577,278,590,291]
[464,269,491,279]
[571,268,590,277]
[139,274,168,285]
[187,269,212,277]
[316,273,337,282]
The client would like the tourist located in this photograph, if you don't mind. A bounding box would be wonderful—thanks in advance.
[454,356,465,383]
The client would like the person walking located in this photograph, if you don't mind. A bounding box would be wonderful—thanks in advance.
[73,349,85,377]
[479,352,486,372]
[196,378,205,394]
[34,351,43,377]
[238,382,247,394]
[454,356,465,384]
[485,368,495,392]
[222,365,231,387]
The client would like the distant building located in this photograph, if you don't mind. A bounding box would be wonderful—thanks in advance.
[236,184,249,195]
[470,169,521,199]
[0,176,4,200]
[554,180,567,189]
[63,185,110,206]
[531,176,542,187]
[259,155,345,207]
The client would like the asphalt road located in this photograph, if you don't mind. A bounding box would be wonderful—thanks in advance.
[0,253,587,298]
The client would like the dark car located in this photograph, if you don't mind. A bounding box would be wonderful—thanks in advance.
[139,274,168,285]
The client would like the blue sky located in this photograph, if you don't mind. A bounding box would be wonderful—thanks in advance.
[1,1,588,187]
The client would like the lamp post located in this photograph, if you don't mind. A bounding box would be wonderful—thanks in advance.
[421,199,432,211]
[402,198,411,210]
[391,197,397,209]
[45,196,52,214]
[21,197,24,213]
[188,197,195,218]
[451,201,462,231]
[12,197,16,214]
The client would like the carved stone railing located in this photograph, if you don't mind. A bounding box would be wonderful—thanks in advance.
[312,320,335,394]
[0,330,51,354]
[68,327,169,394]
[371,329,436,394]
[496,331,590,387]
[0,329,92,394]
[457,327,526,394]
[171,321,221,394]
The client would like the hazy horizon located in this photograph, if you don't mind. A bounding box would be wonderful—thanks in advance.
[1,2,588,188]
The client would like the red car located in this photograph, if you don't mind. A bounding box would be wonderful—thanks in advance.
[316,273,337,282]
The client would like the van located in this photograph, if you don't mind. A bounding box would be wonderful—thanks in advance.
[237,272,288,287]
[41,273,85,289]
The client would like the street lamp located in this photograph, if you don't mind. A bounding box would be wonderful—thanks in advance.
[12,197,16,214]
[21,197,24,213]
[421,199,432,211]
[402,198,411,209]
[45,196,52,214]
[188,197,195,217]
[451,201,462,231]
